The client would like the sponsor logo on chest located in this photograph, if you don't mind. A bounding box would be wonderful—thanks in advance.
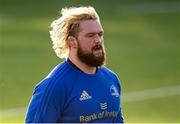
[79,90,92,101]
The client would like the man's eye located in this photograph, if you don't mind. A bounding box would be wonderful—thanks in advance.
[87,34,94,37]
[98,33,103,37]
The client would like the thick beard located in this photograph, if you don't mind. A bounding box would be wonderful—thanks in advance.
[77,42,106,67]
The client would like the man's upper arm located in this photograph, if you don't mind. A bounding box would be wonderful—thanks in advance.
[116,110,124,123]
[25,78,65,123]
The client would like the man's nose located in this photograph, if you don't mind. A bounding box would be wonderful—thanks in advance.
[94,34,103,43]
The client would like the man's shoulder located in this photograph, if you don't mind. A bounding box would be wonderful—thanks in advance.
[46,60,69,78]
[99,66,120,82]
[100,66,116,76]
[37,60,76,87]
[46,60,79,80]
[34,60,77,94]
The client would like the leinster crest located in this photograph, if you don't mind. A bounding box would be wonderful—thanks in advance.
[110,85,119,97]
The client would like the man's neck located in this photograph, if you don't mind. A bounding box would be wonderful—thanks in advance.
[68,56,97,74]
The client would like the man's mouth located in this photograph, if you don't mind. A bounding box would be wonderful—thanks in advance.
[93,45,102,51]
[92,45,103,56]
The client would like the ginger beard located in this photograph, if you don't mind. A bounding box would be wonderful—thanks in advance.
[77,41,106,67]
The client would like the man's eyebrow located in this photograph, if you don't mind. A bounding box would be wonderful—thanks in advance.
[86,31,104,35]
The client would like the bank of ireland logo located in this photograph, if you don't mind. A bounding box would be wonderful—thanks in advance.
[110,85,119,97]
[100,102,107,110]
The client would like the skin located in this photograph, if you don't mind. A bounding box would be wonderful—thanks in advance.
[68,20,104,74]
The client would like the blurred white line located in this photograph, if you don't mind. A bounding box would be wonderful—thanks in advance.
[0,85,180,118]
[0,107,26,118]
[0,15,10,24]
[122,85,180,103]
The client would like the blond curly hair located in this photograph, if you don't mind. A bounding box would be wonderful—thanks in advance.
[49,6,100,59]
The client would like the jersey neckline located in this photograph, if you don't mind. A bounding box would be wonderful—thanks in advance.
[66,58,100,77]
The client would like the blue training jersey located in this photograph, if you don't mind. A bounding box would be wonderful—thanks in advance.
[25,59,124,123]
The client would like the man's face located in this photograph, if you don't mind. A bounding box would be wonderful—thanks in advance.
[76,20,106,67]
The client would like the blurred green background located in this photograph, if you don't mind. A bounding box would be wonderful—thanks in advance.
[0,0,180,123]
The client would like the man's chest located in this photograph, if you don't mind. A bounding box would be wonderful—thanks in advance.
[62,78,120,122]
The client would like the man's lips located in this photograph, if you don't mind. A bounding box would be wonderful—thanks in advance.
[92,45,102,51]
[92,45,103,57]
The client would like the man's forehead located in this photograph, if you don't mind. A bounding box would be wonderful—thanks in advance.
[79,20,104,33]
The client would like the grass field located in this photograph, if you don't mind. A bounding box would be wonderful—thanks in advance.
[0,0,180,122]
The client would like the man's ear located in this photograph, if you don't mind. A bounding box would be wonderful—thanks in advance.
[67,36,77,48]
